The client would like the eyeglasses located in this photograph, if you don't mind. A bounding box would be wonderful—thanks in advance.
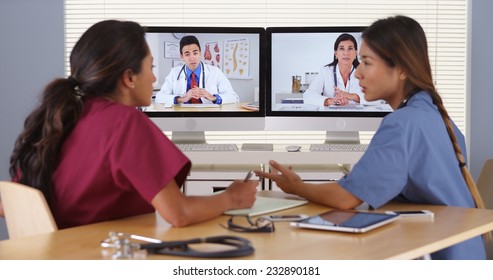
[221,216,275,233]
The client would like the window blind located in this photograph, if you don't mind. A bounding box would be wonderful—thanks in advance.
[65,0,468,144]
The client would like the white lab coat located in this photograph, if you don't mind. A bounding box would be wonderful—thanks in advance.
[303,64,379,106]
[155,63,239,105]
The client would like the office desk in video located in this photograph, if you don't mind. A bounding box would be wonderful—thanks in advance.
[272,102,393,112]
[146,102,257,112]
[2,192,493,260]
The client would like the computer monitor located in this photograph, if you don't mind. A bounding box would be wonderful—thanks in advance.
[144,26,265,143]
[265,26,393,143]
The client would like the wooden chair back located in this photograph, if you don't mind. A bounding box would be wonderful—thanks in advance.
[477,159,493,209]
[0,181,57,239]
[476,159,493,259]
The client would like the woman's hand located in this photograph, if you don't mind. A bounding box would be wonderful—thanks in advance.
[255,160,304,195]
[224,179,258,210]
[255,160,363,209]
[333,86,360,103]
[333,94,349,106]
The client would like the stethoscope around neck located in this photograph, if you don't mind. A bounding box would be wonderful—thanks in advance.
[398,90,421,109]
[332,63,355,88]
[177,61,205,88]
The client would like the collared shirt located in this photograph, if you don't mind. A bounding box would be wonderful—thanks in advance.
[186,64,202,91]
[303,64,363,107]
[156,63,240,105]
[182,63,222,104]
[338,91,486,260]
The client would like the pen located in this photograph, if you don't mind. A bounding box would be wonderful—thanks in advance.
[244,170,255,182]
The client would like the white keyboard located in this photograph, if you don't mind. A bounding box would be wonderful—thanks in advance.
[176,143,239,152]
[309,143,368,152]
[327,104,364,110]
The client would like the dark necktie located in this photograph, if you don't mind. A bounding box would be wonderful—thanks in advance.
[190,72,202,104]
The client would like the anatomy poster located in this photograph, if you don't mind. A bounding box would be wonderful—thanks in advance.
[203,41,222,70]
[224,38,250,79]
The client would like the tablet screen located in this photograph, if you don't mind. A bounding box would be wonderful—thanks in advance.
[292,210,399,233]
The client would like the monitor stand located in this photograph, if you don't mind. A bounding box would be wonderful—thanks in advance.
[171,131,207,144]
[324,131,360,144]
[324,131,360,176]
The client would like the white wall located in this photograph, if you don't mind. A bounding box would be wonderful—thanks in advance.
[0,0,65,240]
[470,0,493,179]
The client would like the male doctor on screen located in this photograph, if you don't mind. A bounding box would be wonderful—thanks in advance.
[155,35,239,105]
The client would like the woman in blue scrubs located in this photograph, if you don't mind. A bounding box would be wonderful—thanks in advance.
[256,16,486,260]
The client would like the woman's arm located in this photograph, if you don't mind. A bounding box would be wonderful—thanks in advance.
[255,160,362,209]
[151,178,258,227]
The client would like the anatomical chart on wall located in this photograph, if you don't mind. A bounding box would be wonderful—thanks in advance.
[203,41,222,70]
[224,38,250,79]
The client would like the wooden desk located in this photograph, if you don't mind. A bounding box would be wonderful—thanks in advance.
[1,194,493,260]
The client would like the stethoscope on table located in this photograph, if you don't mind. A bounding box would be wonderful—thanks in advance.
[100,231,254,259]
[177,61,206,88]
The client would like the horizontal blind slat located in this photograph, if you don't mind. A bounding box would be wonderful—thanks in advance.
[65,0,467,138]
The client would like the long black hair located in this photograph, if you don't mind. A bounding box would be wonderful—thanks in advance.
[362,15,484,210]
[9,20,148,204]
[326,33,360,68]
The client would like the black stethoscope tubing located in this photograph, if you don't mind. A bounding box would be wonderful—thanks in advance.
[139,235,254,258]
[331,63,354,88]
[101,232,254,258]
[177,61,205,88]
[398,89,420,109]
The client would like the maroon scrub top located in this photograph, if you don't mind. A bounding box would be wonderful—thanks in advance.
[51,97,191,229]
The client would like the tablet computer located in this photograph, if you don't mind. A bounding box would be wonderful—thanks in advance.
[290,209,400,233]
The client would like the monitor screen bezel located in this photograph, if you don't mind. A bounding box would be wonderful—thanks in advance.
[144,26,266,119]
[266,26,390,118]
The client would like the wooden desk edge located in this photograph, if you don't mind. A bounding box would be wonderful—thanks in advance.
[1,194,493,260]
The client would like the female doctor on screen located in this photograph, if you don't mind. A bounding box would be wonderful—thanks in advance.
[257,16,487,260]
[303,33,364,107]
[155,35,239,105]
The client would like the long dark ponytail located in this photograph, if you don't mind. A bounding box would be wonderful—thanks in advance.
[362,16,485,211]
[10,78,83,201]
[9,20,148,204]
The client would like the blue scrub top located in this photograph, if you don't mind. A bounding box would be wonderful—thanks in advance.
[338,91,486,260]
